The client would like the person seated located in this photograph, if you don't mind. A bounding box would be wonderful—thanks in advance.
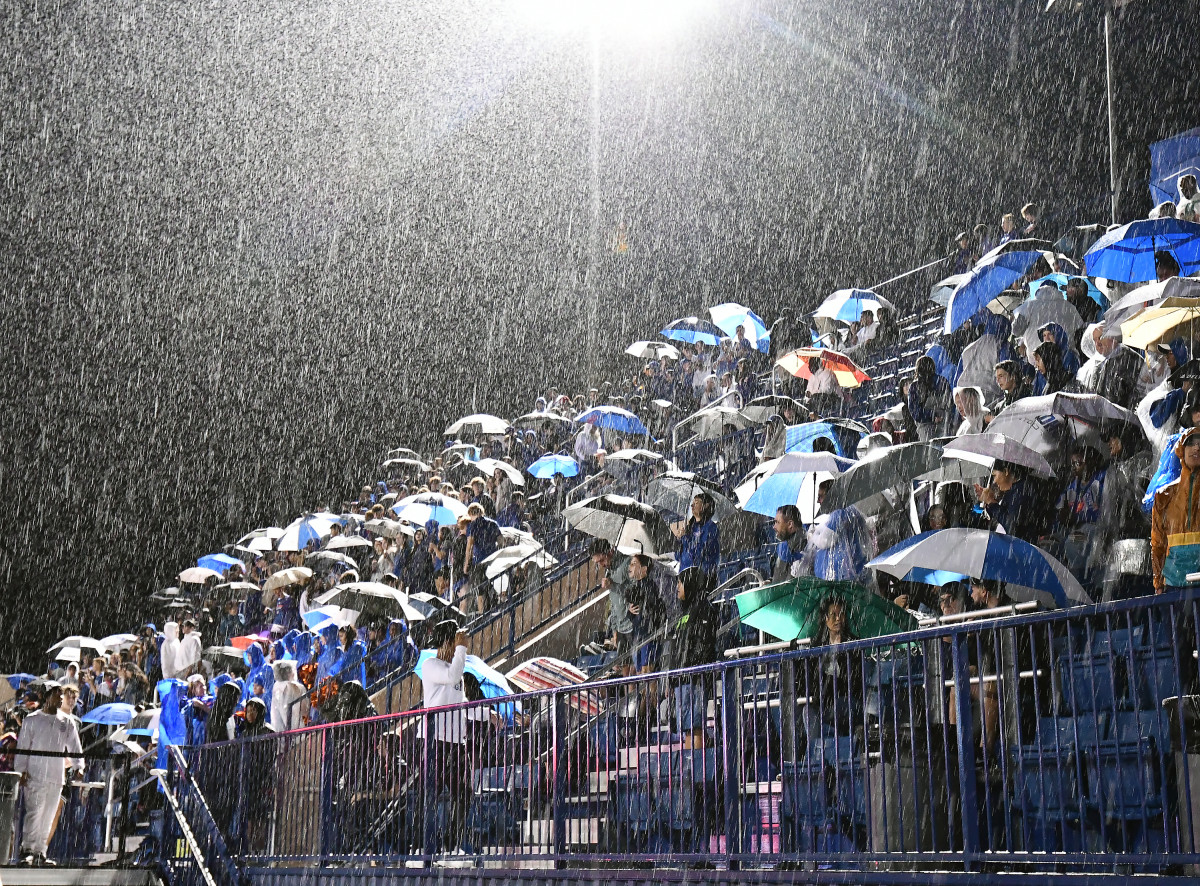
[953,387,986,436]
[1032,341,1083,395]
[974,461,1050,543]
[1089,324,1146,410]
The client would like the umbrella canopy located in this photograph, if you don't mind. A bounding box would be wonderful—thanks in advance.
[202,646,247,668]
[99,633,140,651]
[262,566,313,593]
[821,442,945,513]
[407,592,467,623]
[393,492,468,526]
[734,578,918,643]
[1084,217,1200,283]
[473,458,525,486]
[625,340,682,361]
[660,316,725,346]
[646,471,737,522]
[1027,273,1107,308]
[1013,296,1084,356]
[124,707,161,737]
[930,272,970,307]
[709,302,770,352]
[197,552,242,574]
[212,581,259,597]
[444,413,509,437]
[776,348,870,388]
[944,249,1046,333]
[673,405,753,443]
[302,605,355,631]
[513,410,576,431]
[230,633,268,652]
[528,453,580,479]
[6,674,38,690]
[244,536,274,553]
[1149,127,1200,205]
[387,447,424,461]
[317,583,426,623]
[603,448,663,465]
[237,527,284,544]
[382,456,432,473]
[326,534,374,551]
[305,550,359,572]
[481,543,559,579]
[1121,296,1200,350]
[562,494,676,557]
[81,702,138,726]
[575,405,649,435]
[987,391,1135,434]
[364,518,407,538]
[784,420,867,458]
[277,515,335,552]
[505,656,602,716]
[1106,275,1200,329]
[178,566,222,584]
[741,452,854,519]
[868,528,1091,608]
[813,288,895,326]
[942,433,1055,478]
[740,395,810,424]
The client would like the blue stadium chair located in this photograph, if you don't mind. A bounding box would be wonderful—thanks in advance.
[465,767,517,847]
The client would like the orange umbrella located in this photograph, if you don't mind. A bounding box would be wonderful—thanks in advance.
[776,348,871,389]
[230,634,267,652]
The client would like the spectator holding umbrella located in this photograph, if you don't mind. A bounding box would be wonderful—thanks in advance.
[974,461,1051,543]
[419,620,471,853]
[590,538,633,654]
[624,553,668,677]
[677,492,720,577]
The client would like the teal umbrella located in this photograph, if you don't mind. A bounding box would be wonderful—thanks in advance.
[735,578,918,643]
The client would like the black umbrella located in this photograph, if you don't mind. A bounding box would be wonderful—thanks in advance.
[562,494,677,556]
[821,442,945,513]
[645,471,737,522]
[741,395,812,424]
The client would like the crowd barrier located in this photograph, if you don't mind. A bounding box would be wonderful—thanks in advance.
[165,589,1200,873]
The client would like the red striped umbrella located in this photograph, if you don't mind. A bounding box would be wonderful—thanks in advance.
[776,347,871,388]
[505,657,602,717]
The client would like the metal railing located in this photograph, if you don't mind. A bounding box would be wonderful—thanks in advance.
[169,589,1200,873]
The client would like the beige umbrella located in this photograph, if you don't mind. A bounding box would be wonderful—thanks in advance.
[178,566,221,584]
[262,566,313,592]
[1121,297,1200,350]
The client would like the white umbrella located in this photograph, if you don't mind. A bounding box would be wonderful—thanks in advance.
[674,405,753,443]
[237,527,284,544]
[473,458,526,486]
[178,566,222,584]
[499,526,538,545]
[382,456,431,473]
[364,518,407,538]
[625,340,681,361]
[931,273,970,307]
[513,411,575,431]
[562,494,676,557]
[245,536,274,553]
[262,566,313,593]
[47,636,106,656]
[481,543,559,579]
[325,534,374,550]
[98,633,139,652]
[1105,276,1200,329]
[445,413,509,437]
[604,448,663,464]
[941,433,1055,478]
[387,447,424,461]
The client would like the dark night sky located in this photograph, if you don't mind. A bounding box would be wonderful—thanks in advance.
[1,0,1197,669]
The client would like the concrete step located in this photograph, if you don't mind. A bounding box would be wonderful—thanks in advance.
[0,867,158,886]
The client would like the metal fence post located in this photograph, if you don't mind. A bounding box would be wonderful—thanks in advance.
[118,753,131,864]
[319,730,335,862]
[951,632,980,870]
[552,692,568,865]
[721,667,741,869]
[421,714,436,866]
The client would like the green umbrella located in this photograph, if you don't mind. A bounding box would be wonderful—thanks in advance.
[734,578,918,643]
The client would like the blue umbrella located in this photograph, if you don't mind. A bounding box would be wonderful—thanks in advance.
[6,673,37,689]
[868,528,1091,608]
[743,452,855,518]
[784,421,864,459]
[81,702,138,726]
[1149,127,1200,206]
[709,303,770,352]
[660,316,725,347]
[575,406,649,436]
[1027,273,1107,309]
[198,553,242,573]
[944,250,1046,333]
[1084,217,1200,283]
[528,454,580,479]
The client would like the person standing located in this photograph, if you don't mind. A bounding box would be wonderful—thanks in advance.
[419,620,471,853]
[176,619,203,678]
[15,682,83,866]
[678,493,721,577]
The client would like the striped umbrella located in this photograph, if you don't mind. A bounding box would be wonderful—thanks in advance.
[505,657,602,716]
[776,348,870,388]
